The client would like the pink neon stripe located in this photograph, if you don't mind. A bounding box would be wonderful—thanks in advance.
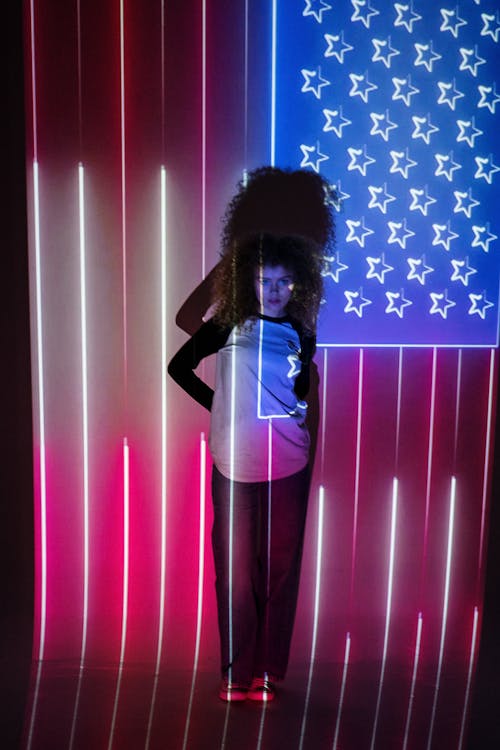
[350,349,363,607]
[458,607,480,750]
[402,612,423,750]
[120,0,128,390]
[477,350,496,584]
[29,0,38,159]
[332,632,351,750]
[201,0,207,279]
[321,349,328,476]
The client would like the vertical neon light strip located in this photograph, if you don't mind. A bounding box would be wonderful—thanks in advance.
[350,349,363,605]
[108,438,130,750]
[201,0,206,279]
[426,476,457,750]
[458,606,480,750]
[370,478,398,750]
[181,434,207,750]
[299,486,325,750]
[120,0,127,382]
[331,632,351,750]
[422,348,437,581]
[402,612,423,750]
[321,349,328,475]
[227,341,237,683]
[68,163,90,750]
[270,0,277,166]
[477,350,496,582]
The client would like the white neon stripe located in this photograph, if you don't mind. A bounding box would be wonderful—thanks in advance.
[321,349,328,476]
[257,317,264,417]
[228,341,237,680]
[458,607,480,750]
[182,434,207,750]
[453,350,462,465]
[478,350,495,579]
[26,660,44,750]
[256,702,269,749]
[402,612,423,750]
[120,0,127,381]
[370,478,398,750]
[332,632,351,750]
[350,349,363,604]
[78,164,90,665]
[299,486,325,750]
[33,160,47,663]
[270,0,277,166]
[145,168,169,750]
[426,476,456,750]
[395,348,403,467]
[422,348,437,585]
[201,0,207,279]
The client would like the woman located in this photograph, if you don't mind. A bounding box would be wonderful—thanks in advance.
[168,168,334,702]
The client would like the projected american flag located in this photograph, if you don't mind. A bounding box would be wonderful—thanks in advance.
[277,0,500,346]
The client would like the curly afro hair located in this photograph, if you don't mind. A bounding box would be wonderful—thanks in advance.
[212,167,335,333]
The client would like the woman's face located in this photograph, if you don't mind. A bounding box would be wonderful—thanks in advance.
[254,264,295,318]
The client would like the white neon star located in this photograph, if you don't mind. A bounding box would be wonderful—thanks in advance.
[392,75,420,106]
[469,292,494,319]
[394,2,422,32]
[385,289,412,318]
[323,107,352,137]
[368,183,396,213]
[372,37,400,68]
[409,186,437,215]
[346,217,374,247]
[351,0,380,28]
[440,7,467,38]
[459,46,486,77]
[432,221,459,251]
[453,189,480,218]
[481,11,500,42]
[474,155,500,184]
[412,114,439,144]
[478,84,500,114]
[328,180,350,212]
[303,0,332,23]
[450,257,477,286]
[429,290,456,318]
[435,151,461,181]
[370,110,398,141]
[323,252,349,281]
[437,79,465,110]
[344,287,372,317]
[300,142,329,172]
[388,218,415,248]
[457,118,483,148]
[390,149,417,179]
[301,67,331,99]
[349,72,378,102]
[414,41,442,72]
[407,255,434,285]
[347,145,376,176]
[325,31,354,62]
[366,254,394,283]
[472,223,497,252]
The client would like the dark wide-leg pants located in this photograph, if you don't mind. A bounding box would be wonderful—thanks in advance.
[211,463,310,686]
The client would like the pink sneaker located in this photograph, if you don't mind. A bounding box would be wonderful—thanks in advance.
[247,676,276,702]
[219,679,248,702]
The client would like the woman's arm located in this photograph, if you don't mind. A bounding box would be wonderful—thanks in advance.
[167,319,231,411]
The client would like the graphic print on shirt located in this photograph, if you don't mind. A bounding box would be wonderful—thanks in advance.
[257,318,303,419]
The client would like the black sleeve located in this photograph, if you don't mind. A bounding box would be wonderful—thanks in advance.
[167,319,231,411]
[293,330,316,400]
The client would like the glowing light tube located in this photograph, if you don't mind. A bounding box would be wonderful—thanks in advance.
[227,340,237,682]
[271,0,277,166]
[370,478,398,750]
[332,632,351,750]
[321,349,328,475]
[181,434,207,750]
[426,476,457,750]
[299,486,325,750]
[201,0,206,278]
[458,607,479,750]
[402,612,423,750]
